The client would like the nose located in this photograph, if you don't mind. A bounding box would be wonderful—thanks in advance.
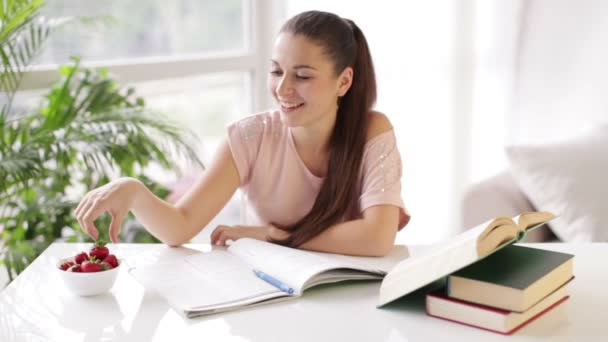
[276,75,294,97]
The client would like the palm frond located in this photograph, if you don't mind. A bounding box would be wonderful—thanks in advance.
[67,108,202,173]
[33,61,203,173]
[0,112,45,191]
[1,2,208,282]
[0,0,45,42]
[1,0,50,114]
[0,149,43,186]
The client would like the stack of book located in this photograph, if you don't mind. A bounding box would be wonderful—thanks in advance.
[425,244,574,335]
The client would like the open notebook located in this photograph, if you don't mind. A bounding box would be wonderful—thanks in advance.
[129,238,409,318]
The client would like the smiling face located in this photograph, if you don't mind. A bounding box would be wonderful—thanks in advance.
[268,33,353,129]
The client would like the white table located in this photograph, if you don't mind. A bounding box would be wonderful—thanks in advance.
[0,243,606,341]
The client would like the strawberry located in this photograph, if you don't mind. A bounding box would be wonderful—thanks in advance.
[74,252,88,265]
[59,261,75,271]
[68,264,82,272]
[81,260,103,273]
[102,254,119,268]
[90,240,109,260]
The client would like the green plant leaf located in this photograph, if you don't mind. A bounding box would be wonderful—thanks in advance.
[1,0,205,284]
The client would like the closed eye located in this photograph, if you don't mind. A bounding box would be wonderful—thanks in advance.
[269,70,311,80]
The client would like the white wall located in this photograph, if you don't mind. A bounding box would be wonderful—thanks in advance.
[509,0,608,144]
[470,0,521,183]
[472,0,608,150]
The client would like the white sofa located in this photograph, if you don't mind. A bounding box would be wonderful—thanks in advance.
[461,122,608,243]
[461,171,557,242]
[461,1,608,243]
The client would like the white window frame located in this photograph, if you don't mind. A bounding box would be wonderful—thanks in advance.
[19,0,285,113]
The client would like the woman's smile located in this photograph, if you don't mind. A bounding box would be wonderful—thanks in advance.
[279,101,305,113]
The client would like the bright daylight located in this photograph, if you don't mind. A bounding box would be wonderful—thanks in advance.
[1,0,606,341]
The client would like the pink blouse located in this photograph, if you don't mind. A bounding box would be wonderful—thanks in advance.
[227,110,410,229]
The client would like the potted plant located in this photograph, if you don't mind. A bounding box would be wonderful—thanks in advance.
[0,0,203,284]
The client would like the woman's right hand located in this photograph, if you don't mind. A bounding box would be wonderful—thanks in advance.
[74,177,143,243]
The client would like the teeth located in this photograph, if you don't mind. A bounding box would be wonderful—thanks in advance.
[281,102,302,108]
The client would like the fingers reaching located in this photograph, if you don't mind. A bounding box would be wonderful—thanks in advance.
[75,195,97,239]
[73,190,93,217]
[83,201,105,241]
[75,194,106,241]
[109,209,127,243]
[74,179,136,243]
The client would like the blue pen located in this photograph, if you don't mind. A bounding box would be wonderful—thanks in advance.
[253,269,295,295]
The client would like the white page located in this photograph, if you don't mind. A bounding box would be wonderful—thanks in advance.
[314,245,410,273]
[377,222,489,306]
[130,249,282,311]
[228,239,409,293]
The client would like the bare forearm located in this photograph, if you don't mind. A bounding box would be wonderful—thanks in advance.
[75,140,239,245]
[129,180,196,246]
[298,219,397,256]
[129,140,240,246]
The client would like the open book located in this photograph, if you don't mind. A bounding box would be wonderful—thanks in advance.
[129,238,409,318]
[377,211,555,307]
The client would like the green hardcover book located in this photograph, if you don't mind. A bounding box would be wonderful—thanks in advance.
[447,245,574,312]
[378,211,556,307]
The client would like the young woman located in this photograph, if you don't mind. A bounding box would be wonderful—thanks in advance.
[74,10,410,257]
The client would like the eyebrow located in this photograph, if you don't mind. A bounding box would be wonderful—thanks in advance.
[270,60,317,70]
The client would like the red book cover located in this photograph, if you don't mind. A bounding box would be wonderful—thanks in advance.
[425,285,569,335]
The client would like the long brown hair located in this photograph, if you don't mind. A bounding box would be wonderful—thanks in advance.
[273,11,377,247]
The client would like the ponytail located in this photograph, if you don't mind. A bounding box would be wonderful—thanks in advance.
[273,11,377,247]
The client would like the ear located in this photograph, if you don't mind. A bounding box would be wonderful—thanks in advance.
[337,67,353,97]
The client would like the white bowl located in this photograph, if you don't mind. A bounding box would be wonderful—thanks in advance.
[56,257,122,296]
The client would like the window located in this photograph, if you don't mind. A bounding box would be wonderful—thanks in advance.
[20,0,282,174]
[14,1,284,239]
[38,0,247,64]
[135,72,250,157]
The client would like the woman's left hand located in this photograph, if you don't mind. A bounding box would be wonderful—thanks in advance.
[210,225,289,246]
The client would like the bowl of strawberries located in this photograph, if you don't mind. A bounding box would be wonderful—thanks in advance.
[56,240,122,296]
